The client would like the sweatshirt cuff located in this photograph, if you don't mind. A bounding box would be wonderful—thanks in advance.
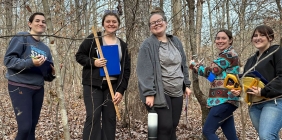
[260,88,267,97]
[26,58,35,68]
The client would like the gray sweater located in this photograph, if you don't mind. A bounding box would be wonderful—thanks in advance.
[137,34,191,108]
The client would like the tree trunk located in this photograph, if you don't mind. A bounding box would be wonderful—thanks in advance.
[124,0,149,124]
[226,0,231,30]
[4,0,12,50]
[42,0,71,139]
[160,0,164,9]
[207,0,215,59]
[186,0,209,131]
[172,0,182,36]
[238,1,247,139]
[276,0,282,41]
[195,0,203,54]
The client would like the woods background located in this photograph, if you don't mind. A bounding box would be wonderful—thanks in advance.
[0,0,282,139]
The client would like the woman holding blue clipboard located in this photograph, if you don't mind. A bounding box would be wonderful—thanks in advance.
[189,29,240,140]
[231,25,282,140]
[75,11,130,140]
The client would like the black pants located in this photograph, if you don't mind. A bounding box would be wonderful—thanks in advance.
[8,84,44,140]
[83,81,117,140]
[147,94,183,140]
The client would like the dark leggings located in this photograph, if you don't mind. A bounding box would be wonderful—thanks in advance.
[82,81,117,140]
[147,94,183,140]
[202,103,238,140]
[8,84,44,140]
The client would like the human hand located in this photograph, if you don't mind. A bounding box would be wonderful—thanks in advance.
[184,87,192,97]
[94,58,107,67]
[189,59,196,65]
[231,89,241,96]
[32,55,46,67]
[146,96,154,108]
[247,86,261,96]
[113,92,123,105]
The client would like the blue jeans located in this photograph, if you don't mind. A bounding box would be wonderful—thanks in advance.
[203,103,238,140]
[249,98,282,140]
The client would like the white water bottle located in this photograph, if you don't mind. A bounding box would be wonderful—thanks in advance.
[148,108,158,140]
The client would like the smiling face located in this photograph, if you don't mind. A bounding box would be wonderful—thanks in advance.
[252,30,272,53]
[28,15,46,35]
[215,31,232,51]
[149,14,167,36]
[103,15,119,34]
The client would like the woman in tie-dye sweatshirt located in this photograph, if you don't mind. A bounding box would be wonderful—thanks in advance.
[189,29,240,140]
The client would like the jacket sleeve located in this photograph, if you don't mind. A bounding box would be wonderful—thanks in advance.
[261,48,282,98]
[4,36,34,70]
[137,42,156,97]
[175,37,191,87]
[116,47,131,94]
[75,33,97,68]
[44,53,56,82]
[197,50,239,77]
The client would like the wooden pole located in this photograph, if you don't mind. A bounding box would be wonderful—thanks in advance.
[91,26,121,121]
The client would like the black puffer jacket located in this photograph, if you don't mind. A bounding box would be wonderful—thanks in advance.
[75,32,131,94]
[244,45,282,98]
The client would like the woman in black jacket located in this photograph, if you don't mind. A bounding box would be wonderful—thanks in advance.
[75,12,130,140]
[232,25,282,139]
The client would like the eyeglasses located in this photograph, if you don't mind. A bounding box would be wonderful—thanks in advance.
[150,18,164,26]
[104,10,118,14]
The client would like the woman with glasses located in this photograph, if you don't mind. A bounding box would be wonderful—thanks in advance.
[137,7,192,140]
[75,11,130,140]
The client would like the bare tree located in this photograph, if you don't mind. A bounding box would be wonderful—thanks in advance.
[42,0,71,139]
[195,0,204,54]
[4,0,12,48]
[171,0,182,36]
[186,0,209,131]
[276,0,282,40]
[124,0,150,124]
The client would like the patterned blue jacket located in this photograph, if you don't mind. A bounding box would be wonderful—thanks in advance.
[192,46,240,107]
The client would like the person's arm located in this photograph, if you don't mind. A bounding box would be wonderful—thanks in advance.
[137,42,156,97]
[43,54,56,82]
[116,46,131,94]
[195,51,239,78]
[4,36,34,70]
[175,37,191,88]
[75,33,97,68]
[261,48,282,98]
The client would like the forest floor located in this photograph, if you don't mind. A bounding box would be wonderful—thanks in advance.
[0,82,281,140]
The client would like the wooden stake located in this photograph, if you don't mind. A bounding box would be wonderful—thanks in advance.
[91,26,121,121]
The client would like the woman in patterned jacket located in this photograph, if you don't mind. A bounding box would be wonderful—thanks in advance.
[190,29,240,140]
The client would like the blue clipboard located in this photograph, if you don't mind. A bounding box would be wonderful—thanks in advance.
[99,45,120,76]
